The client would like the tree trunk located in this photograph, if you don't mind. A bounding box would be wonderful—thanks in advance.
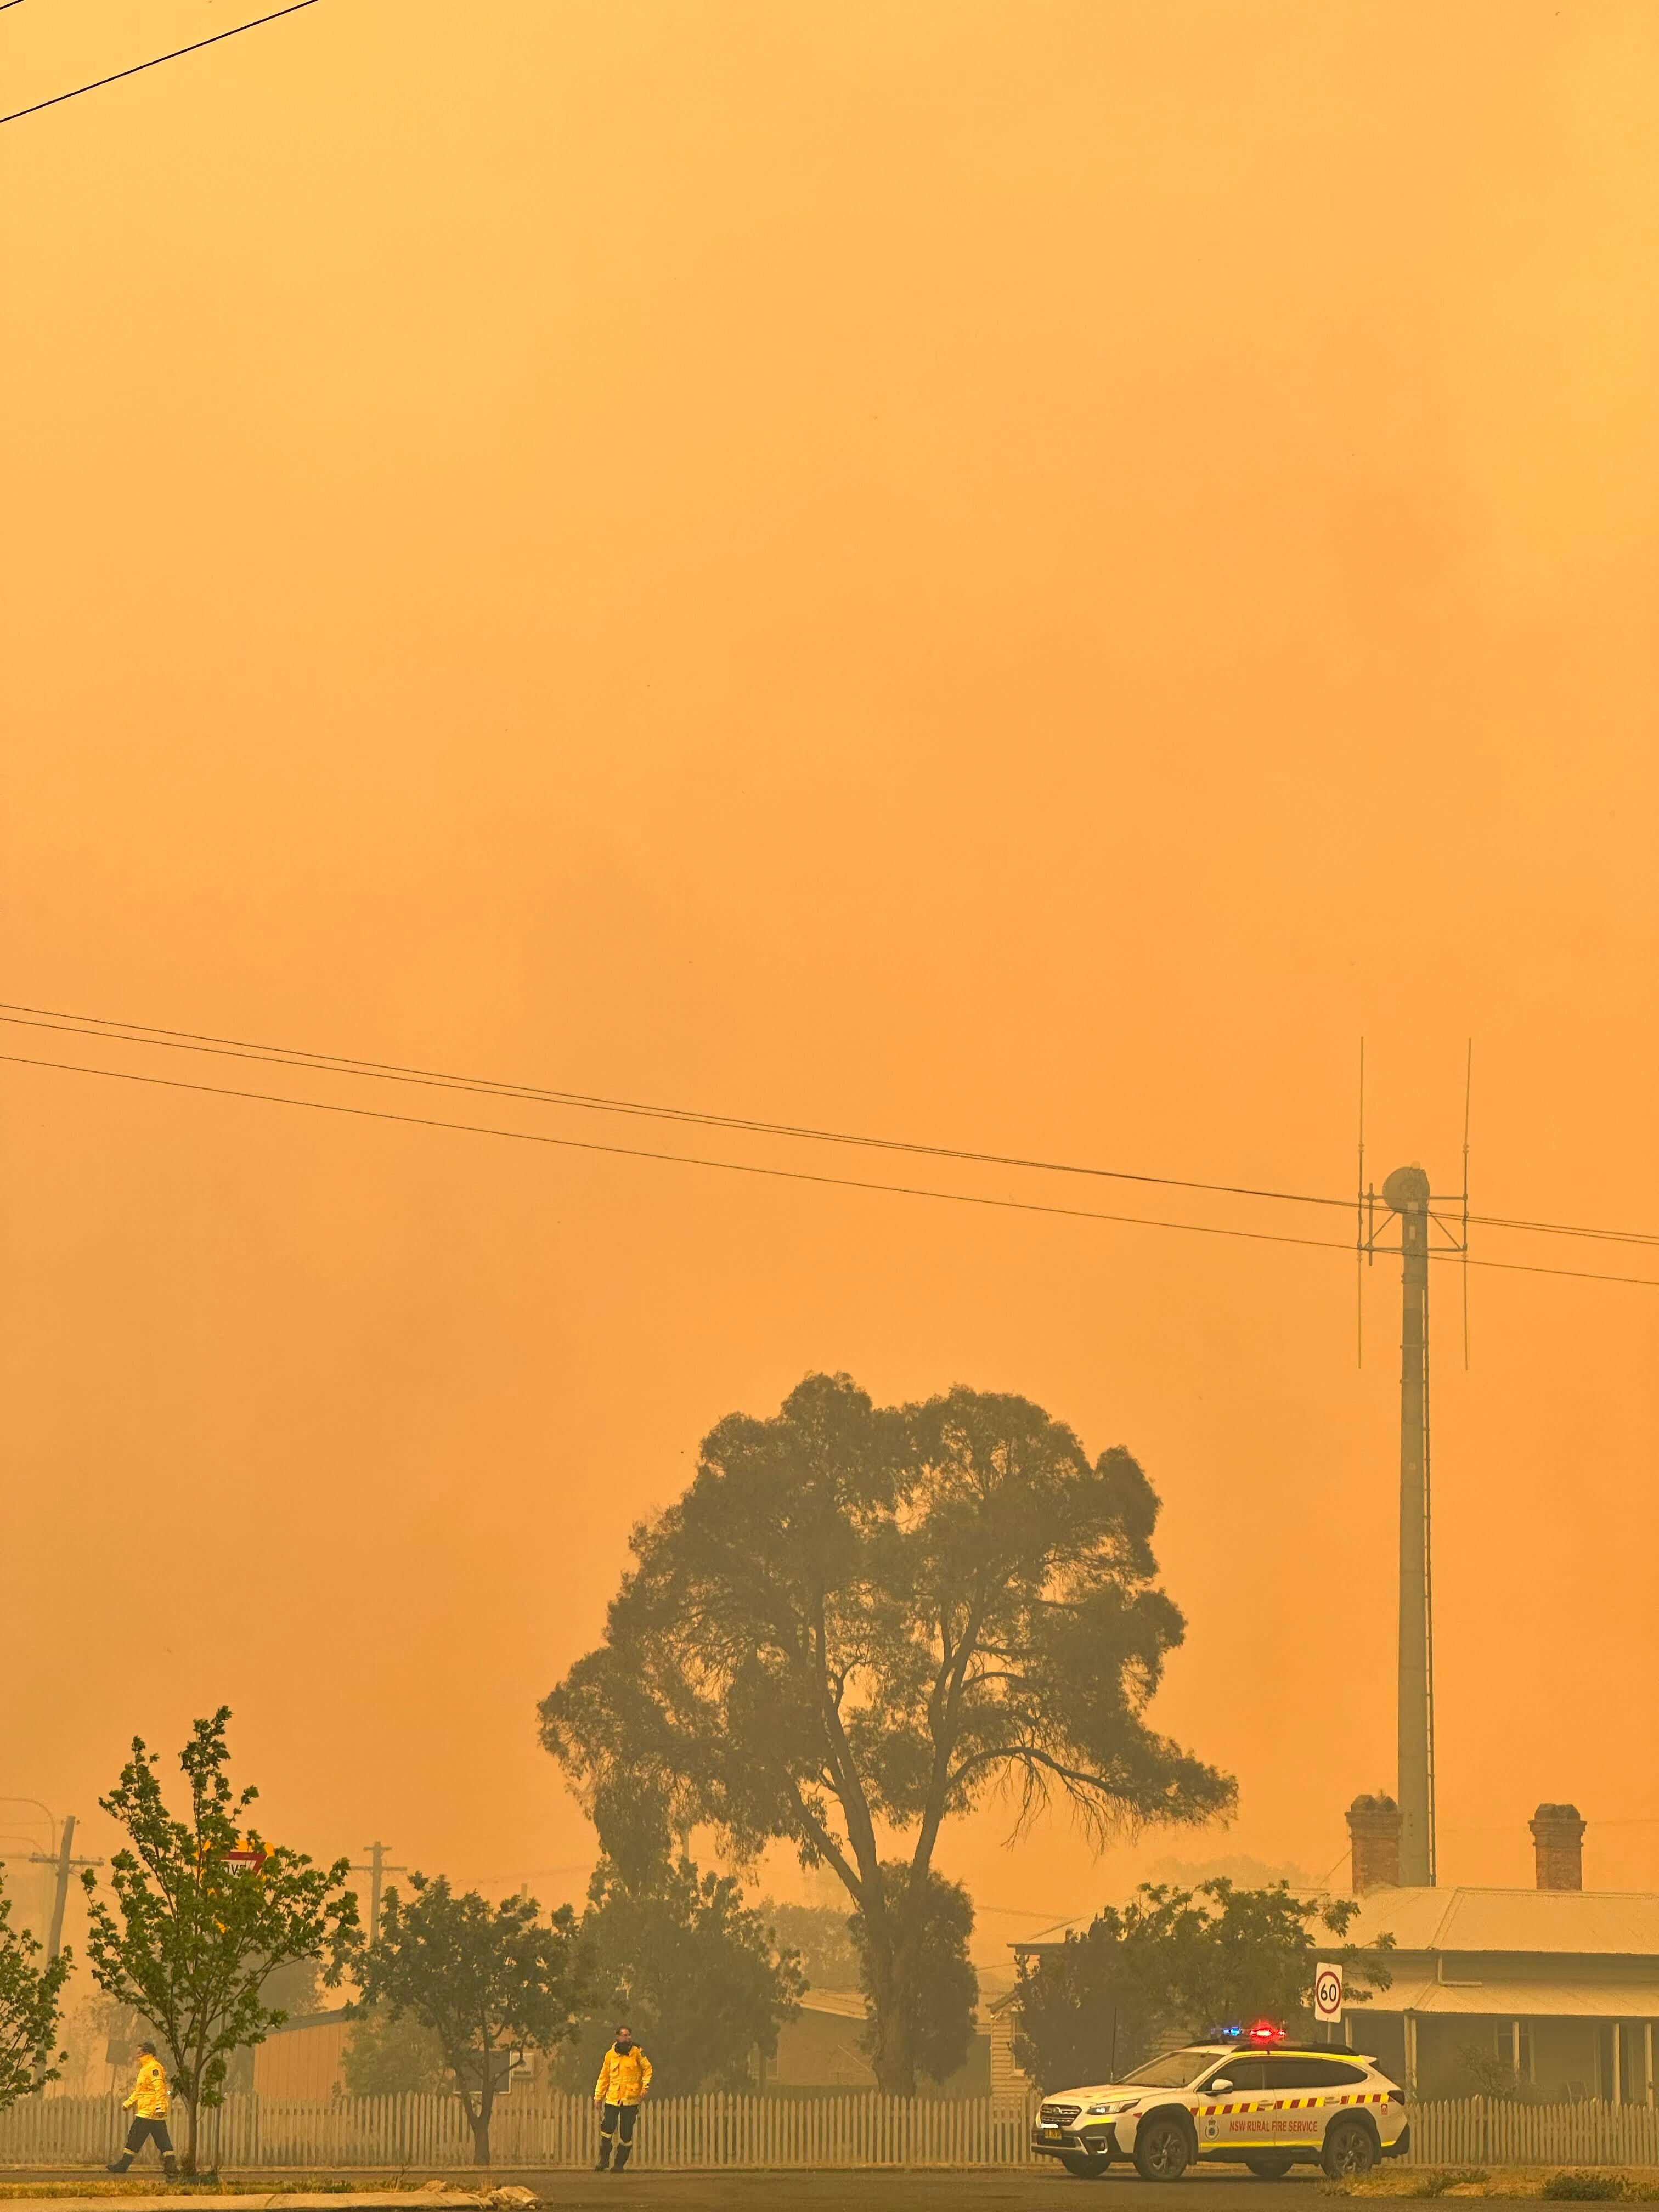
[470,2108,492,2166]
[182,2094,199,2177]
[865,1933,917,2097]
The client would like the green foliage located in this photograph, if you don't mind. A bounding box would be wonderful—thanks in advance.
[556,1855,804,2096]
[539,1373,1232,2092]
[356,1876,588,2163]
[0,1871,71,2112]
[1543,2175,1627,2202]
[80,1709,360,2172]
[755,1900,861,1993]
[341,2005,449,2097]
[1012,1879,1394,2089]
[1453,2040,1531,2101]
[850,1865,977,2086]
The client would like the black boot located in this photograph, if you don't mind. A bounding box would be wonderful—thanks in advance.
[162,2154,179,2181]
[594,2140,612,2171]
[107,2157,134,2175]
[614,2143,633,2174]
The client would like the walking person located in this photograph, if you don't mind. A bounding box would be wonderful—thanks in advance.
[592,2023,652,2172]
[108,2040,178,2179]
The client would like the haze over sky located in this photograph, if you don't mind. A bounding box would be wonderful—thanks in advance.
[3,2,1656,1972]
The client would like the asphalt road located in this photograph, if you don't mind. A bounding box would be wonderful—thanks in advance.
[0,2178,1538,2212]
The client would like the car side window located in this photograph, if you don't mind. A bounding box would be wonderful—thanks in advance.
[1266,2057,1368,2090]
[1207,2057,1265,2092]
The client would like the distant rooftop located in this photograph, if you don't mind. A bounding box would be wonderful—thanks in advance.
[1343,1885,1659,1958]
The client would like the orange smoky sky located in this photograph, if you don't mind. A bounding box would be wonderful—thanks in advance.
[1,1,1655,1966]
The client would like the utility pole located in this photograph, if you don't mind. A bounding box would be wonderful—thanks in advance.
[1367,1163,1437,1887]
[351,1842,407,1946]
[24,1816,104,1960]
[1386,1166,1435,1887]
[1357,1051,1470,1894]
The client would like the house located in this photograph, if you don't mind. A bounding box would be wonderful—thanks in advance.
[764,1990,991,2096]
[251,2008,353,2100]
[995,1801,1659,2111]
[1338,1797,1659,2105]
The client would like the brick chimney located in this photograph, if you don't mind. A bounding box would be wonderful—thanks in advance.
[1530,1803,1585,1891]
[1346,1793,1402,1894]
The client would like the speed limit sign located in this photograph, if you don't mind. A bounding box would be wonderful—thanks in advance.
[1314,1962,1344,2022]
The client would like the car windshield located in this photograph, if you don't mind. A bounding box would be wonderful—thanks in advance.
[1120,2048,1216,2089]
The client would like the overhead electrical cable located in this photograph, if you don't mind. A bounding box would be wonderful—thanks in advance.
[3,1047,1656,1290]
[0,0,317,127]
[0,1003,1358,1214]
[2,1001,1652,1252]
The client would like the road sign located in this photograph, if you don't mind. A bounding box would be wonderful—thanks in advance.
[1313,1961,1344,2022]
[222,1845,267,1877]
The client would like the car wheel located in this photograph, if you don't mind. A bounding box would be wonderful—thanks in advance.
[1322,2118,1379,2180]
[1133,2115,1192,2181]
[1244,2153,1296,2178]
[1060,2152,1111,2179]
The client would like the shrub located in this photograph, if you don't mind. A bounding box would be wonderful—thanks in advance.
[1543,2174,1626,2202]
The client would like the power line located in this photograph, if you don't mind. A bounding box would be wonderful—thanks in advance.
[4,1002,1654,1252]
[0,1003,1359,1214]
[0,0,317,128]
[4,1046,1656,1289]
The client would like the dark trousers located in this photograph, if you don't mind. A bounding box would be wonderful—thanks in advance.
[123,2117,174,2158]
[598,2102,638,2168]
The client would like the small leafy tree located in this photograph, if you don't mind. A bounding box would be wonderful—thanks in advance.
[1013,1879,1393,2089]
[557,1855,804,2095]
[0,1871,71,2111]
[541,1374,1234,2094]
[81,1709,360,2172]
[357,1877,588,2163]
[851,1865,978,2085]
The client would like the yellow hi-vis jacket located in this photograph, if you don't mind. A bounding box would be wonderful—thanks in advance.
[594,2045,652,2104]
[123,2056,169,2119]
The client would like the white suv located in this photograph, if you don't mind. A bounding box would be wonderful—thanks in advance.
[1033,2037,1408,2181]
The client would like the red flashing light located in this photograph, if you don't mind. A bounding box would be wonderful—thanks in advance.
[1248,2020,1285,2045]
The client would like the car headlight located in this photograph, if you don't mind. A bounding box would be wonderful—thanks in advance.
[1086,2100,1139,2116]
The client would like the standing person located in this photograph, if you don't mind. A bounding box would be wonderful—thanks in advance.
[592,2023,652,2172]
[108,2039,178,2179]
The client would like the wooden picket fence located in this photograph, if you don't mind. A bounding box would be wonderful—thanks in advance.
[1410,2097,1659,2169]
[7,2089,1658,2172]
[0,2090,1040,2170]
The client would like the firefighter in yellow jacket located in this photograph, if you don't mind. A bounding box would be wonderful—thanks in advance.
[109,2041,178,2179]
[592,2023,652,2172]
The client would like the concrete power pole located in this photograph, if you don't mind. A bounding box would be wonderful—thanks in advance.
[351,1842,407,1946]
[26,1815,104,1960]
[1383,1164,1436,1887]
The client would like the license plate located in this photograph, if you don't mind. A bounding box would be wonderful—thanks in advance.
[1040,2126,1062,2138]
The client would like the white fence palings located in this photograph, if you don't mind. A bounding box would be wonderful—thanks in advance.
[10,2088,1656,2172]
[1408,2097,1659,2170]
[0,2090,1039,2171]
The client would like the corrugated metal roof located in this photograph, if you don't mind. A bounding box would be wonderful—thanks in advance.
[1344,1887,1659,1959]
[1367,1978,1659,2017]
[799,1989,867,2019]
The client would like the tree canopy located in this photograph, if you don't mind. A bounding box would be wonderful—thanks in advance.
[357,1876,588,2163]
[0,1871,70,2112]
[540,1372,1233,2092]
[850,1865,978,2087]
[555,1855,804,2096]
[81,1709,359,2172]
[1012,1879,1395,2090]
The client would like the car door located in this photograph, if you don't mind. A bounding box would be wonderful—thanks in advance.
[1263,2056,1370,2153]
[1196,2056,1267,2152]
